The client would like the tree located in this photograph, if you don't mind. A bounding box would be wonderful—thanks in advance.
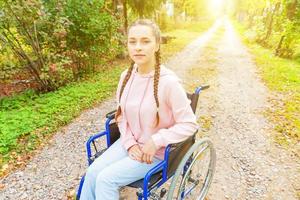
[0,0,123,92]
[233,0,300,58]
[0,0,68,91]
[128,0,165,18]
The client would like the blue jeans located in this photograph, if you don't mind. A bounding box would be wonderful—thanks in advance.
[80,139,162,200]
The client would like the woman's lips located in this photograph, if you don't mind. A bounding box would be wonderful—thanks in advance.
[134,54,145,58]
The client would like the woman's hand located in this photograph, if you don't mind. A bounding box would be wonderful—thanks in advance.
[128,144,143,162]
[141,139,158,164]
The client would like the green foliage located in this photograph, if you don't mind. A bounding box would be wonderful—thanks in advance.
[0,0,123,91]
[0,47,18,82]
[158,8,169,31]
[172,0,212,20]
[0,65,125,159]
[128,0,164,17]
[0,0,72,90]
[234,0,300,59]
[254,46,300,145]
[64,0,123,73]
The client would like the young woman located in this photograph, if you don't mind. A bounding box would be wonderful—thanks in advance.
[80,19,198,200]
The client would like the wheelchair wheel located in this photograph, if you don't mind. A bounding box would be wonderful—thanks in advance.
[166,138,216,200]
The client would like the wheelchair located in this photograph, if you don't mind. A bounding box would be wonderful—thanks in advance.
[76,85,216,200]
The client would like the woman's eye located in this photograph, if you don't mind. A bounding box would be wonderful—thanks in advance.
[143,40,150,43]
[129,41,136,44]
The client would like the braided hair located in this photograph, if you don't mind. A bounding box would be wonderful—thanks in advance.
[115,19,161,127]
[153,49,161,127]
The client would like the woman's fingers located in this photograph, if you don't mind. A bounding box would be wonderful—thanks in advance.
[142,153,146,163]
[131,148,143,162]
[140,140,157,164]
[148,154,154,164]
[141,153,153,164]
[147,154,152,164]
[144,154,149,164]
[136,148,143,159]
[149,155,154,164]
[129,144,156,164]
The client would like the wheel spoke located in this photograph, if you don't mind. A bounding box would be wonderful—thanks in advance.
[166,138,216,200]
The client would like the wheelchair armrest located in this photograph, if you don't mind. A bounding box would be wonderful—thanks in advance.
[106,109,117,119]
[141,160,167,196]
[163,135,195,176]
[86,131,108,164]
[164,136,194,158]
[169,140,189,150]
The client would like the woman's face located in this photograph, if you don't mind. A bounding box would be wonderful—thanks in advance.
[127,25,159,67]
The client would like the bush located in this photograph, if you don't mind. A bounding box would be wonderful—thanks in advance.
[63,0,124,75]
[0,0,123,92]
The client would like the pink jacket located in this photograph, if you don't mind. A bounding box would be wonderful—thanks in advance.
[116,64,199,159]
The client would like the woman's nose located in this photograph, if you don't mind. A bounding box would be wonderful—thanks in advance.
[135,42,142,51]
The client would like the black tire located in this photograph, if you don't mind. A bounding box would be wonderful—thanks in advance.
[166,138,216,200]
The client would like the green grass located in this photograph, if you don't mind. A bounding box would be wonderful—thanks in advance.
[0,20,214,171]
[233,20,300,148]
[0,66,125,161]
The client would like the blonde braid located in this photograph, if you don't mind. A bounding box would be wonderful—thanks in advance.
[115,61,134,121]
[153,50,161,127]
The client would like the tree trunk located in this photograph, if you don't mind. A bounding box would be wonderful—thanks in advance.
[264,2,280,41]
[247,12,255,28]
[275,35,285,56]
[287,0,297,20]
[112,0,117,13]
[123,0,128,34]
[0,32,52,92]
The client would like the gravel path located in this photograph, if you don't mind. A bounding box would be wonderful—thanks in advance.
[204,19,299,200]
[1,19,299,200]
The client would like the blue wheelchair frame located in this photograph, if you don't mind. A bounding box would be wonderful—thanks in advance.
[77,86,208,200]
